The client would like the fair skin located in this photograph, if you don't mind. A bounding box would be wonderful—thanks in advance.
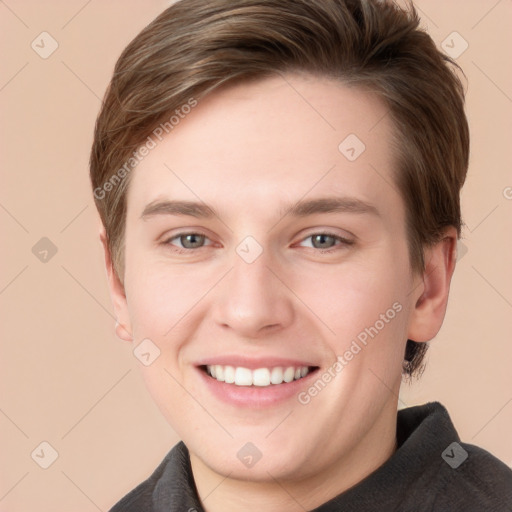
[101,73,457,511]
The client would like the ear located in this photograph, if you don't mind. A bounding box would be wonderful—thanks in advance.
[407,226,458,343]
[99,223,133,342]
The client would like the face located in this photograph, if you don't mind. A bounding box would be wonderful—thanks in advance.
[109,73,433,484]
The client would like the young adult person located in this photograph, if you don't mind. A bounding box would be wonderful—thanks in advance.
[89,0,512,510]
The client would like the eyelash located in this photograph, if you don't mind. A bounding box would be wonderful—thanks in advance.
[162,231,354,255]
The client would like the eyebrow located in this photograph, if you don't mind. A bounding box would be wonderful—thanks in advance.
[140,196,380,220]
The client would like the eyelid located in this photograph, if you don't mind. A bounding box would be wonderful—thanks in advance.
[161,229,354,252]
[162,230,213,250]
[297,225,354,240]
[296,231,354,249]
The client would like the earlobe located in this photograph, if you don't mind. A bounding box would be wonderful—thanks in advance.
[115,321,133,342]
[99,223,133,343]
[407,227,458,343]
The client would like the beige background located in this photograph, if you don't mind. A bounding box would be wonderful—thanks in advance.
[0,0,511,510]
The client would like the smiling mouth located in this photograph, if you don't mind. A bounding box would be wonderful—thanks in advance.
[200,364,319,387]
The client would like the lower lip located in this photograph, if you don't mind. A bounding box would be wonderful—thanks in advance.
[197,367,319,409]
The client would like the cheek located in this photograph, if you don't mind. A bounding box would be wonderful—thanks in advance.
[124,255,223,350]
[126,269,196,337]
[294,248,411,364]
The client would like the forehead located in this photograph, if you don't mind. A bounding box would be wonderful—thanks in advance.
[126,73,402,223]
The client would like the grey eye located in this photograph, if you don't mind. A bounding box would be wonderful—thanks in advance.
[178,233,206,249]
[310,234,337,249]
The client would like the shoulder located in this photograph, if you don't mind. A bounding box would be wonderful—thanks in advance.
[108,454,168,512]
[432,441,512,511]
[108,442,191,512]
[395,402,512,511]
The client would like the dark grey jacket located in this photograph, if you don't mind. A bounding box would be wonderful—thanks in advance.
[110,402,512,511]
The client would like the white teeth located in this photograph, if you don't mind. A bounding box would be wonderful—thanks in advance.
[205,364,311,387]
[224,365,235,384]
[215,365,224,382]
[283,367,295,383]
[253,368,270,387]
[234,367,253,386]
[270,367,284,384]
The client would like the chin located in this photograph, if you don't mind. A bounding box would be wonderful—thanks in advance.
[191,436,313,482]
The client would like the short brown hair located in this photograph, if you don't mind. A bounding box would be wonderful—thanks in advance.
[90,0,469,376]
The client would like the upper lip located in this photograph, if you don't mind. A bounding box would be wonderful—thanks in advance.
[194,355,319,370]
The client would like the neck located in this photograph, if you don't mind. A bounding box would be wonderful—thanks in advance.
[190,401,398,512]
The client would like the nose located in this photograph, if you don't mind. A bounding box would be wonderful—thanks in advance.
[212,250,295,338]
